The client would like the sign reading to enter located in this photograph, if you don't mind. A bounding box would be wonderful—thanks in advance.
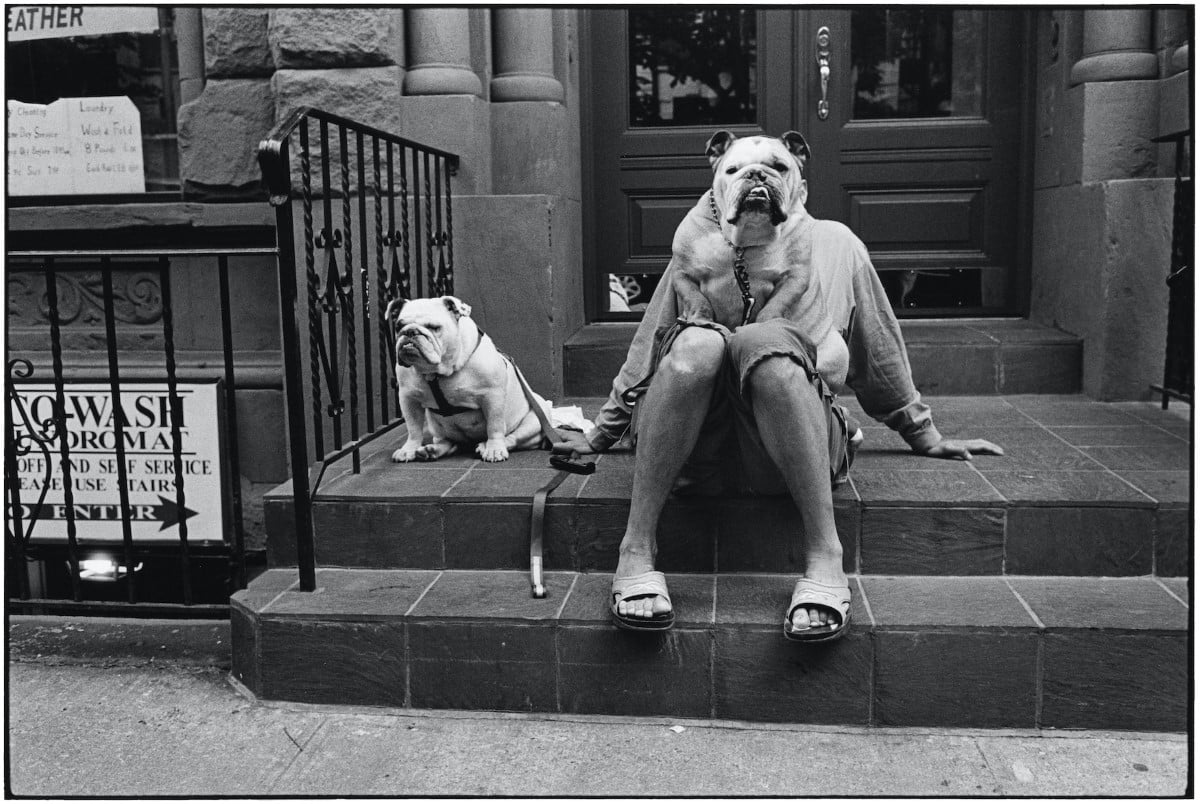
[12,382,227,545]
[7,96,145,195]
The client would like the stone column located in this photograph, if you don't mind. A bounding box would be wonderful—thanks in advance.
[403,8,482,96]
[491,9,563,102]
[398,9,490,193]
[1156,8,1190,76]
[174,7,205,104]
[1070,9,1158,84]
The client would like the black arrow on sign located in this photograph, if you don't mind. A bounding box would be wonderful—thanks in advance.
[19,496,199,532]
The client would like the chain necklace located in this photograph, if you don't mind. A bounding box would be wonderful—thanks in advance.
[707,190,756,326]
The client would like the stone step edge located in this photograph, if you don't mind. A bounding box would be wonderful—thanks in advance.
[230,570,1188,731]
[233,569,1190,633]
[263,493,1189,577]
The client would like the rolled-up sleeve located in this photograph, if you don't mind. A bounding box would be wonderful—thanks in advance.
[842,239,942,452]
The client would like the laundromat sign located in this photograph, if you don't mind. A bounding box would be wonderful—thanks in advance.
[6,6,158,42]
[11,382,228,545]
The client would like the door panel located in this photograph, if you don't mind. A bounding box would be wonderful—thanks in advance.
[583,9,1027,319]
[586,9,797,317]
[801,10,1024,313]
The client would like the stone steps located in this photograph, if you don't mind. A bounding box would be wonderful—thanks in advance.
[264,395,1190,578]
[564,319,1083,396]
[231,568,1189,730]
[243,394,1190,730]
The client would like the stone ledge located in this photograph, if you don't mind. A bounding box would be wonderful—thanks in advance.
[232,569,1189,729]
[565,319,1084,396]
[264,395,1187,576]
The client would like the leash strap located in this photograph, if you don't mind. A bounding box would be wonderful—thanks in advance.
[502,354,595,598]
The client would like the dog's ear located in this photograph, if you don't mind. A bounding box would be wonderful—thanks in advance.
[384,297,408,328]
[442,296,472,319]
[780,131,811,171]
[705,130,737,169]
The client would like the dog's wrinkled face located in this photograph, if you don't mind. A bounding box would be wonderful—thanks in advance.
[707,130,810,247]
[393,296,473,372]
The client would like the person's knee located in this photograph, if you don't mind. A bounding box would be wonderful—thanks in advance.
[661,326,725,380]
[727,320,792,353]
[748,353,818,400]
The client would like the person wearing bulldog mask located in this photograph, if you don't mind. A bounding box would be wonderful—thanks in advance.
[554,130,1002,641]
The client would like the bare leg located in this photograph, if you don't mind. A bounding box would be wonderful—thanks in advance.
[747,356,846,630]
[616,326,725,620]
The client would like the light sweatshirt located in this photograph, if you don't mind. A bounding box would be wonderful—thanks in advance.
[586,204,943,454]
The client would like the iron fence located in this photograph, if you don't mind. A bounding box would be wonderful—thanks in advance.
[257,107,460,592]
[5,247,272,617]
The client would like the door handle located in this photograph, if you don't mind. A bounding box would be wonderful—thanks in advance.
[816,26,831,121]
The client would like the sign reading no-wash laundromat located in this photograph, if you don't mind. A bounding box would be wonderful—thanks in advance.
[10,381,228,545]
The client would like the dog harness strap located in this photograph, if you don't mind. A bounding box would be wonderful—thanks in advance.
[426,377,475,417]
[419,324,490,418]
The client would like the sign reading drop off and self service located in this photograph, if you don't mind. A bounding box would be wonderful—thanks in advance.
[12,382,228,546]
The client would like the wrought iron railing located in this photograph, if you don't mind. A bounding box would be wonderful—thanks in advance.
[257,108,459,592]
[5,248,270,617]
[1152,131,1192,409]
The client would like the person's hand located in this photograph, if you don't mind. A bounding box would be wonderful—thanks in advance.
[551,429,598,457]
[920,438,1004,461]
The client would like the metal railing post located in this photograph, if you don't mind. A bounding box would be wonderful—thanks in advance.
[269,146,318,593]
[257,107,460,595]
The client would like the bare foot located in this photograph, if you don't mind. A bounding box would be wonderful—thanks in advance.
[790,552,847,632]
[613,548,672,620]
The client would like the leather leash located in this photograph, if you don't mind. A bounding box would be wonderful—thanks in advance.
[504,355,595,598]
[383,299,594,598]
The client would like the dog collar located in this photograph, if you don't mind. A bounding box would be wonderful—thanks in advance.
[707,190,756,326]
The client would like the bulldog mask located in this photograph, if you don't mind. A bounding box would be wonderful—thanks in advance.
[390,296,547,463]
[669,130,850,390]
[708,130,811,248]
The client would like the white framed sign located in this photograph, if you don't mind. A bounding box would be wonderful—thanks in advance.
[7,96,145,195]
[11,381,229,546]
[6,6,159,42]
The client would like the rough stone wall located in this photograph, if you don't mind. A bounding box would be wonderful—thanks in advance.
[179,8,407,198]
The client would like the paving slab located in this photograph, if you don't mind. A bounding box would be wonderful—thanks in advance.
[7,662,325,797]
[6,658,1189,797]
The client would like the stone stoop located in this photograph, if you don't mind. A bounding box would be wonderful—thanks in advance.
[264,395,1191,578]
[243,394,1191,730]
[564,319,1083,397]
[231,569,1189,731]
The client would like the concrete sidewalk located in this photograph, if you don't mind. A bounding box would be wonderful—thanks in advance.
[5,617,1191,797]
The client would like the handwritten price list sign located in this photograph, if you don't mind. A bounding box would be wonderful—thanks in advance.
[7,96,145,195]
[12,383,227,545]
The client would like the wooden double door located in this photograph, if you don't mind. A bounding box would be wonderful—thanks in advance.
[583,9,1031,319]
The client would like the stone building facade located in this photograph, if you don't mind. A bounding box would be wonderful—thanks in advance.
[9,7,1192,492]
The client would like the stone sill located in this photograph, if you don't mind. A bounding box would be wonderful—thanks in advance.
[7,201,276,251]
[8,201,274,231]
[564,317,1080,349]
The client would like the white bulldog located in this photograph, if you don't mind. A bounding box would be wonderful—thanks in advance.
[390,296,546,462]
[672,130,849,390]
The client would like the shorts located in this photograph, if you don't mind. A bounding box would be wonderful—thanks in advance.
[632,318,852,496]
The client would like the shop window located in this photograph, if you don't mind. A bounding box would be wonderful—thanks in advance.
[6,6,183,193]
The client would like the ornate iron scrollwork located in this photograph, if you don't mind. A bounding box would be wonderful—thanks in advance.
[5,359,63,554]
[7,271,162,326]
